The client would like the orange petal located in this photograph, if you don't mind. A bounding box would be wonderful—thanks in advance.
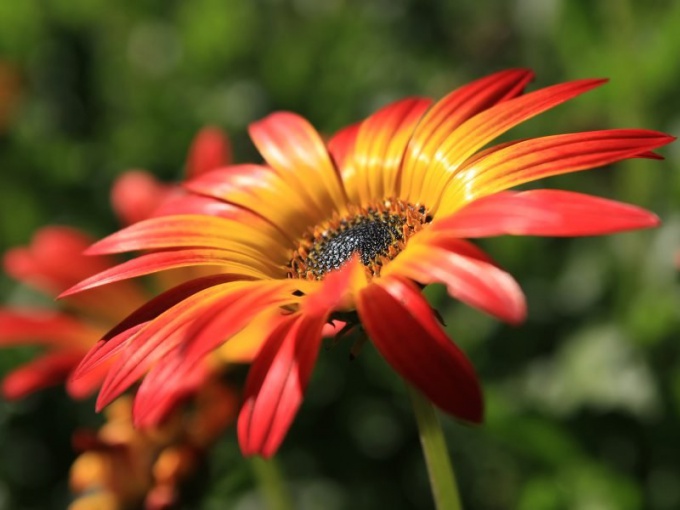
[131,281,304,426]
[413,78,607,206]
[101,273,249,342]
[69,323,147,387]
[98,279,304,412]
[350,98,432,204]
[93,283,244,410]
[436,129,675,215]
[180,279,309,368]
[327,122,360,171]
[186,164,322,242]
[149,192,250,219]
[249,112,347,217]
[82,214,289,265]
[400,69,534,204]
[132,356,211,428]
[216,308,285,363]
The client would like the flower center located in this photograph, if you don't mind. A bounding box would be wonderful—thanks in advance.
[288,199,432,280]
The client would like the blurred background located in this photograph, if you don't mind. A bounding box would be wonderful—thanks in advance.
[1,0,680,509]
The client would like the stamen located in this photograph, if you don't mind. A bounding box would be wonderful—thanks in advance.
[288,199,431,280]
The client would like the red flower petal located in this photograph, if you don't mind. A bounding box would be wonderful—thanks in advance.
[52,278,240,398]
[384,242,526,324]
[132,309,288,428]
[95,279,301,411]
[6,227,148,319]
[433,190,660,237]
[179,279,306,369]
[132,288,297,428]
[327,122,361,203]
[133,355,211,427]
[238,260,358,457]
[357,277,483,423]
[238,314,324,458]
[638,151,664,160]
[436,129,675,213]
[186,126,232,179]
[321,319,346,337]
[4,226,105,293]
[414,235,494,263]
[69,323,147,386]
[65,357,112,399]
[249,112,347,216]
[110,171,172,226]
[102,274,247,341]
[93,283,245,410]
[2,352,85,399]
[0,310,98,349]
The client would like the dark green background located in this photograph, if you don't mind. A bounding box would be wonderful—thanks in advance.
[1,1,680,509]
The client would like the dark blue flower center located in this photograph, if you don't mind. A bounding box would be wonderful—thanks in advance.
[308,213,404,276]
[288,199,431,280]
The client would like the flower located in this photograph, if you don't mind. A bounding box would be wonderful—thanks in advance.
[1,127,240,509]
[0,226,147,398]
[63,69,674,458]
[69,379,237,510]
[111,126,233,226]
[0,126,232,400]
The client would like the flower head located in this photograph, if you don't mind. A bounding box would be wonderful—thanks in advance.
[64,69,674,457]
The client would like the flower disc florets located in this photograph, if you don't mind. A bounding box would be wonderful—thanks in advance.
[288,198,432,280]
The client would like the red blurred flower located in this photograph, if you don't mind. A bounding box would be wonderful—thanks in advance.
[2,127,239,509]
[111,127,233,226]
[63,70,674,458]
[0,127,232,400]
[1,226,147,399]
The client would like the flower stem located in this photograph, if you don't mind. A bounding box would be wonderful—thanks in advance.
[250,456,294,510]
[408,385,463,510]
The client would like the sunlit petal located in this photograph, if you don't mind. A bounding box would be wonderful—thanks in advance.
[436,129,675,214]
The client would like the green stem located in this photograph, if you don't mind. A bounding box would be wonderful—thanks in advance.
[408,385,463,510]
[250,456,294,510]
